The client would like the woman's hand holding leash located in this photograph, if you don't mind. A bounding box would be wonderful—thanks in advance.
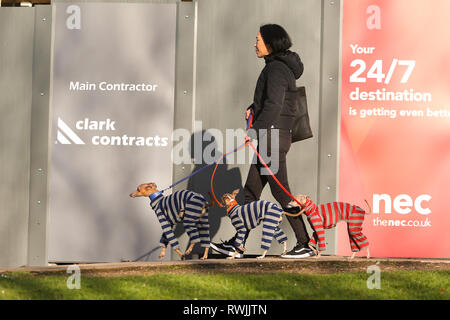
[245,109,252,120]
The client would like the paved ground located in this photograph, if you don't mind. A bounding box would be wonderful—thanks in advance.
[1,256,449,277]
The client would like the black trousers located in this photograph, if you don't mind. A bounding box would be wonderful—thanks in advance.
[243,129,310,246]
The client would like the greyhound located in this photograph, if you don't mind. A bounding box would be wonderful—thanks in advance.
[130,183,213,260]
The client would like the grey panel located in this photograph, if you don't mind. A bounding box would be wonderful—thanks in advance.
[48,3,177,263]
[169,2,196,259]
[317,0,341,255]
[28,5,53,267]
[192,0,325,255]
[0,8,35,268]
[0,8,35,267]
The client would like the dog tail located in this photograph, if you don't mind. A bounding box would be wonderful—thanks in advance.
[363,199,372,215]
[206,192,215,208]
[199,192,215,219]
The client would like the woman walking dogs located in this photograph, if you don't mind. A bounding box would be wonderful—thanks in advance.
[211,24,315,259]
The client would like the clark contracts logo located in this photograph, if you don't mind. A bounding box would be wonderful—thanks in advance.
[55,117,169,147]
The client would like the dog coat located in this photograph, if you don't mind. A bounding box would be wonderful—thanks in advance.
[227,200,287,251]
[301,199,369,252]
[150,190,210,249]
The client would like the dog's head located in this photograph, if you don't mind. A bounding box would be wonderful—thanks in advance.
[288,194,310,208]
[129,182,159,198]
[221,189,239,207]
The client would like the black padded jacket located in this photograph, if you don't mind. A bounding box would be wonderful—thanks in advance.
[249,50,304,131]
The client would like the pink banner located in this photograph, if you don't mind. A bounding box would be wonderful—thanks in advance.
[339,0,450,258]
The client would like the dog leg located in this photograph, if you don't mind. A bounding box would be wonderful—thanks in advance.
[227,246,244,260]
[349,252,356,260]
[257,250,267,259]
[184,243,195,256]
[175,248,185,260]
[227,250,239,260]
[308,244,318,256]
[366,248,371,259]
[281,241,287,256]
[308,244,321,258]
[159,246,166,259]
[200,247,209,260]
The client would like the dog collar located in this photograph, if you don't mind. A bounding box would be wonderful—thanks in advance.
[226,200,238,214]
[149,191,164,203]
[302,199,314,214]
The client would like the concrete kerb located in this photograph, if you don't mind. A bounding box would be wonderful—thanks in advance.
[1,256,449,276]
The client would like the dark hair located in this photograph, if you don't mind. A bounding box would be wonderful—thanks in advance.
[259,24,292,54]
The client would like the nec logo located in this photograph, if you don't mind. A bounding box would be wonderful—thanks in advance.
[373,194,432,215]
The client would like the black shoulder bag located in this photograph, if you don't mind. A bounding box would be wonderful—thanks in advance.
[291,86,313,143]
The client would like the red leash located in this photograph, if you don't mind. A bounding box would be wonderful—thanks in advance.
[210,141,249,207]
[210,112,253,207]
[246,140,305,210]
[210,112,305,212]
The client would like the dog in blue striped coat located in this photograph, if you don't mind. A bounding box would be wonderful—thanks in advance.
[221,189,288,259]
[130,182,213,260]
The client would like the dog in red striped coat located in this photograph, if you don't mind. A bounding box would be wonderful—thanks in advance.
[288,195,371,259]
